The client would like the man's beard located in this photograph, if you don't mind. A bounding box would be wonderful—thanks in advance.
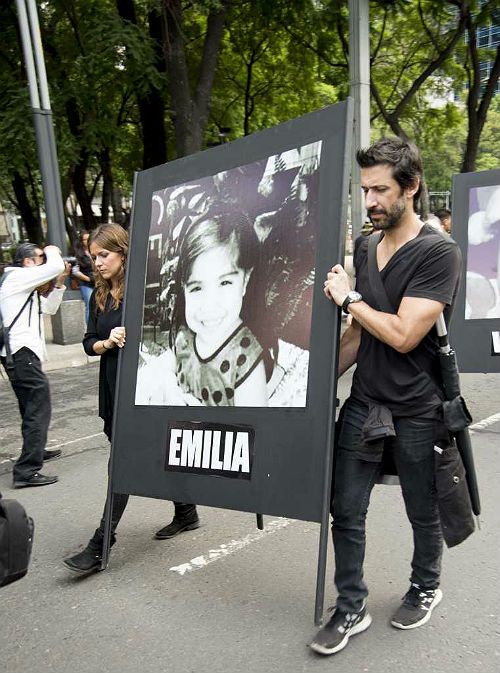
[368,196,406,231]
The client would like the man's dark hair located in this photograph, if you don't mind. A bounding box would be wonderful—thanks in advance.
[435,208,451,222]
[12,243,39,267]
[356,137,425,215]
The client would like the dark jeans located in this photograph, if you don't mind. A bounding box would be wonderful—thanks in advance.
[332,398,443,614]
[1,348,51,481]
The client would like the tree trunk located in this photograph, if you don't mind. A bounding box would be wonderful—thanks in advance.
[162,0,230,157]
[461,32,500,173]
[244,60,254,136]
[99,148,113,224]
[112,187,124,224]
[72,153,96,230]
[116,0,168,168]
[11,171,43,244]
[461,126,481,174]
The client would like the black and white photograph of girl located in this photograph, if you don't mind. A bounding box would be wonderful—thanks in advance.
[466,184,500,319]
[134,140,322,408]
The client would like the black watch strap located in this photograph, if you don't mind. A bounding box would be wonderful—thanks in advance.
[342,292,362,314]
[342,295,353,314]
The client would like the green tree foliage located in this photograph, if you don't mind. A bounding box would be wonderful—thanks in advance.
[0,4,43,242]
[209,0,339,140]
[475,95,500,172]
[1,0,499,237]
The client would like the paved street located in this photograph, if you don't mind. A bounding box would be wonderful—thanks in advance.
[1,364,499,673]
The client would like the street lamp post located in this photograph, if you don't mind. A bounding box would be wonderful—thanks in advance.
[349,0,371,242]
[16,0,67,252]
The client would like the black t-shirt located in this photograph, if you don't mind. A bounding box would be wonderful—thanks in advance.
[350,224,462,417]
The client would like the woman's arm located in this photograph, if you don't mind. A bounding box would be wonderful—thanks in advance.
[234,359,268,407]
[73,269,92,283]
[91,327,126,355]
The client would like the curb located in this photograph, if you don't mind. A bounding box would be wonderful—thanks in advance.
[43,352,93,372]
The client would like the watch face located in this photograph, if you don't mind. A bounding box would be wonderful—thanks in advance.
[349,291,362,302]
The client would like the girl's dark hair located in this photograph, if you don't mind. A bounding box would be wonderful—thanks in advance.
[177,211,258,287]
[356,137,425,214]
[170,210,260,348]
[13,242,39,267]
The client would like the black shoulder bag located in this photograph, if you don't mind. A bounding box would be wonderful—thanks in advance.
[0,492,34,587]
[366,233,475,548]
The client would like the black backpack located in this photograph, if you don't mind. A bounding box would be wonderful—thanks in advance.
[0,492,34,587]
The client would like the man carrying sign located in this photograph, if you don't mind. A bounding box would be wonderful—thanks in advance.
[311,137,461,655]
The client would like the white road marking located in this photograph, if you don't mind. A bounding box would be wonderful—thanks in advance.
[9,432,105,457]
[169,518,292,575]
[168,411,500,576]
[469,412,500,433]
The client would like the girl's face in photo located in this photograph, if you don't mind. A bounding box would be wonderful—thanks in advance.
[184,243,249,348]
[90,242,123,281]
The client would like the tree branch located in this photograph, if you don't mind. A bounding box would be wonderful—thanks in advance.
[370,79,408,139]
[392,10,468,119]
[477,43,500,131]
[277,19,346,69]
[417,0,440,52]
[194,0,231,112]
[371,7,388,63]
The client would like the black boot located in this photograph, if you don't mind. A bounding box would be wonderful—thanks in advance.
[154,504,200,540]
[63,531,116,575]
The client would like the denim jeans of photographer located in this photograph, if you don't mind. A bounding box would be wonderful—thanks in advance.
[79,284,93,325]
[332,398,443,614]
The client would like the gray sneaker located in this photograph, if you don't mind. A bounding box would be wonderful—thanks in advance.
[391,583,443,630]
[310,603,372,655]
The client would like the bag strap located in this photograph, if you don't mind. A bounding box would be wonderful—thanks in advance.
[0,272,35,330]
[367,232,396,313]
[0,272,35,369]
[9,291,35,330]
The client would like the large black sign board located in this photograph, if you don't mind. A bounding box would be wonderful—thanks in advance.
[108,102,352,529]
[450,169,500,373]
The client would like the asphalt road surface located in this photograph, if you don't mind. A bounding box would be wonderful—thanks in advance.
[1,365,499,673]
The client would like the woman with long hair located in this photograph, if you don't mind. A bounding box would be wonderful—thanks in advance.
[72,229,94,323]
[63,224,199,575]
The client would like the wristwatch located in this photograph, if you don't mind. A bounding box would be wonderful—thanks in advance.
[342,291,363,314]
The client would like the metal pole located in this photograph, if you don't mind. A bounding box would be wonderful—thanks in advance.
[15,0,40,108]
[26,0,51,109]
[349,0,371,242]
[16,0,67,252]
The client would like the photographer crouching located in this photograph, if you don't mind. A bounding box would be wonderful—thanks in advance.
[0,243,70,488]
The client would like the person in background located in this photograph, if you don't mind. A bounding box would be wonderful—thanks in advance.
[0,243,69,487]
[424,213,444,232]
[63,224,199,576]
[435,209,452,234]
[72,230,94,323]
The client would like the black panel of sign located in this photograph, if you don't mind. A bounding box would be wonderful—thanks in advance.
[110,101,352,522]
[450,169,500,373]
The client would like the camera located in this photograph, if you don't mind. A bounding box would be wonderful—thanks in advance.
[63,256,78,267]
